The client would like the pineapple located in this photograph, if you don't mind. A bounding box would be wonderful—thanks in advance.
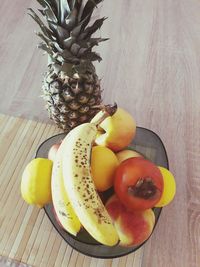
[29,0,108,132]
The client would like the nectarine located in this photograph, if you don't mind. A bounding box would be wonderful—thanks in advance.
[106,195,155,247]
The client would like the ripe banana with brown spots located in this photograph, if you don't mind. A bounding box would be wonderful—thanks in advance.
[51,144,81,236]
[60,110,119,246]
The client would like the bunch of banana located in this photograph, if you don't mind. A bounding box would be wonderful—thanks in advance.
[51,105,119,246]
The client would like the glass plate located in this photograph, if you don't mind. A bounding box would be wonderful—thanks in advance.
[35,127,169,259]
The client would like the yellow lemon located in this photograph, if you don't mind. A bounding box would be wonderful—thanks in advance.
[91,146,119,192]
[155,167,176,207]
[21,158,53,208]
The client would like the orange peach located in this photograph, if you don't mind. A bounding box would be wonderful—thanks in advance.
[106,195,155,247]
[116,149,142,163]
[91,146,119,191]
[93,108,136,152]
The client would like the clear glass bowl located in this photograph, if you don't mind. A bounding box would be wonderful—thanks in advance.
[35,127,169,259]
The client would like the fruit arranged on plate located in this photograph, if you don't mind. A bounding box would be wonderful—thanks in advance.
[24,0,176,250]
[20,106,176,247]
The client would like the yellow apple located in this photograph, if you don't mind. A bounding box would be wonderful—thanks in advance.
[94,108,136,152]
[116,149,142,163]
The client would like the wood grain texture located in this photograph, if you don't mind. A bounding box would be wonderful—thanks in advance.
[0,0,200,266]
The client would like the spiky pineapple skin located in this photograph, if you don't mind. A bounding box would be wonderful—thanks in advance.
[29,0,107,131]
[42,66,102,132]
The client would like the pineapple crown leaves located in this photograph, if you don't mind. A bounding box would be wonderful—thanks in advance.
[29,0,108,68]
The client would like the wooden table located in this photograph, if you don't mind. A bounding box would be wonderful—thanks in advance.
[1,0,200,266]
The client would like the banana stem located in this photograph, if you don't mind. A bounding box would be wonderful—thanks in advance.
[91,103,118,126]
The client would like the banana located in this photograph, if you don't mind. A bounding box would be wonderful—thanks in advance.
[51,144,81,236]
[60,115,119,246]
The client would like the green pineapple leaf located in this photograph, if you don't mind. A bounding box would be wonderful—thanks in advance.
[36,0,58,17]
[79,17,107,40]
[78,0,103,31]
[81,51,102,62]
[71,14,92,37]
[69,0,82,12]
[36,31,52,45]
[80,0,102,21]
[42,5,58,23]
[28,8,55,40]
[53,42,64,53]
[76,38,108,56]
[46,20,59,36]
[38,42,53,54]
[61,49,76,59]
[63,36,76,48]
[86,37,109,47]
[56,25,70,40]
[30,0,108,66]
[59,0,71,25]
[65,9,78,31]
